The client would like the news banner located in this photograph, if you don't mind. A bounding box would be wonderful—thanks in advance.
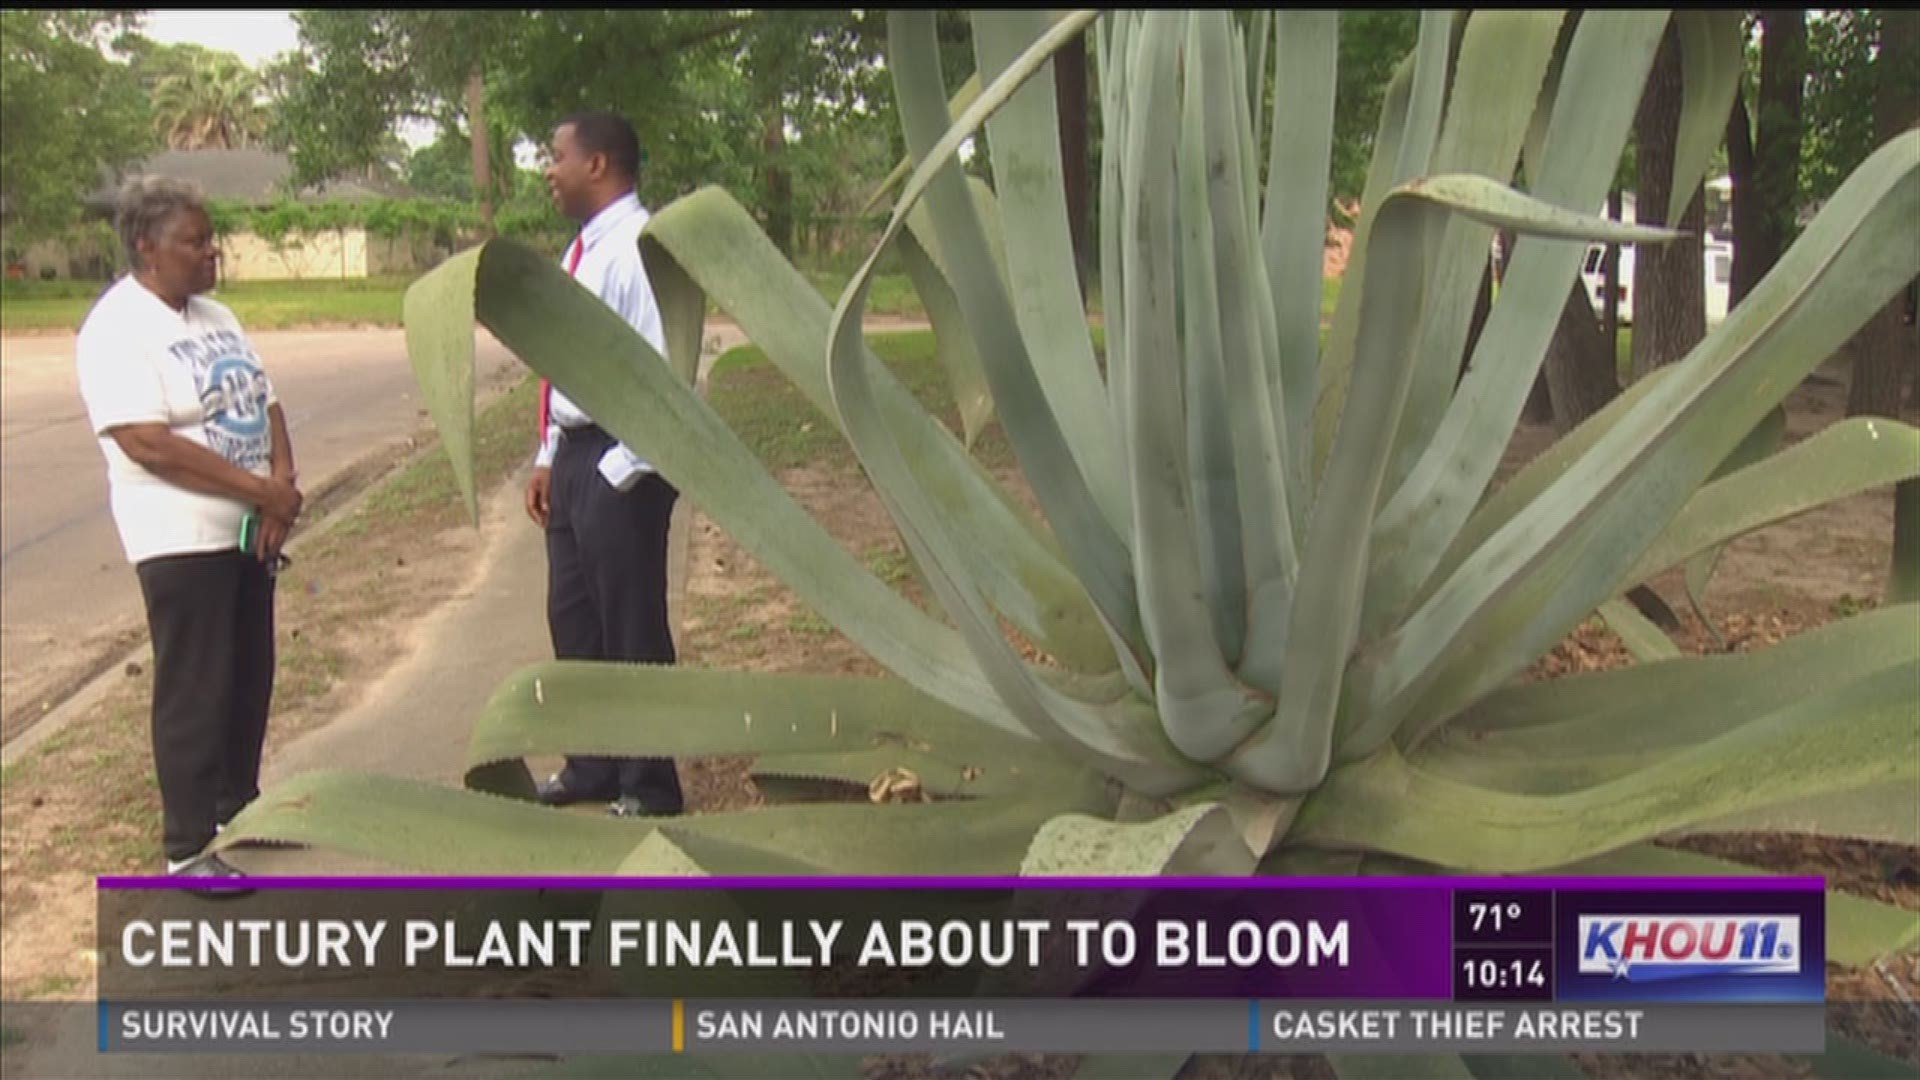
[95,875,1825,1056]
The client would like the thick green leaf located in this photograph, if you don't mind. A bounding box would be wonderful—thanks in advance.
[221,770,1100,876]
[1597,598,1681,662]
[861,73,981,215]
[1631,417,1920,583]
[1811,1035,1920,1080]
[1670,12,1746,226]
[1311,53,1415,486]
[974,10,1130,537]
[1556,844,1920,966]
[1383,12,1563,510]
[401,250,481,520]
[1682,405,1787,644]
[888,11,1144,658]
[899,209,993,448]
[1021,803,1255,876]
[1462,1056,1585,1080]
[1670,781,1920,847]
[1356,130,1920,746]
[1404,604,1920,777]
[643,190,1117,675]
[1264,11,1337,497]
[1392,12,1455,186]
[462,663,1095,801]
[827,10,1205,794]
[1230,175,1677,788]
[1360,11,1672,642]
[1297,662,1920,871]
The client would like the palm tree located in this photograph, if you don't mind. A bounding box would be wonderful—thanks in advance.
[153,54,267,150]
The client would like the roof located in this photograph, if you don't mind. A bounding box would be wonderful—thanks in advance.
[82,149,411,213]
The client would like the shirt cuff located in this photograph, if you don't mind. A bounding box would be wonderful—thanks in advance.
[533,425,560,469]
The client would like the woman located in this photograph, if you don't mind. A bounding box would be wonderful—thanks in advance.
[75,177,302,885]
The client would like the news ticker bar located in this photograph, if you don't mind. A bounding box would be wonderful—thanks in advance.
[99,999,1826,1055]
[97,877,1826,1004]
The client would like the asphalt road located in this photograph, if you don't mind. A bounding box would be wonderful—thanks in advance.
[0,328,525,740]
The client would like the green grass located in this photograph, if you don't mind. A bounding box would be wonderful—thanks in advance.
[0,274,418,333]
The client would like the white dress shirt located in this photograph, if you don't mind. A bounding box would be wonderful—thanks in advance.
[534,191,668,490]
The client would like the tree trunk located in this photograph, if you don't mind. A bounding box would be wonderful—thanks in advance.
[1054,27,1092,302]
[1631,24,1707,383]
[1741,11,1806,305]
[1847,9,1920,418]
[1545,278,1621,435]
[466,66,493,235]
[762,112,794,258]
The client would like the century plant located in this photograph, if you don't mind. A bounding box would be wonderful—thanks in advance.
[224,9,1919,1067]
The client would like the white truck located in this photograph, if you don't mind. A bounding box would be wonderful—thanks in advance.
[1578,179,1734,327]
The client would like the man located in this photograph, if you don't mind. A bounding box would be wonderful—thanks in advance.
[527,111,682,817]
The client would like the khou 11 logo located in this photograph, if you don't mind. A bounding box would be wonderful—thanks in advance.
[1577,915,1801,983]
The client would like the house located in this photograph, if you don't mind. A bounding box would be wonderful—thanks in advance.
[12,149,433,283]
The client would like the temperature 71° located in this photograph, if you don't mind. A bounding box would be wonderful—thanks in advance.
[1469,901,1525,934]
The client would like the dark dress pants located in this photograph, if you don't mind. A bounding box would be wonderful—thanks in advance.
[545,425,682,811]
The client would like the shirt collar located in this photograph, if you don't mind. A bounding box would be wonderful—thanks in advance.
[579,191,643,252]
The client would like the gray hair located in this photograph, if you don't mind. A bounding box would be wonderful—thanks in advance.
[114,176,207,269]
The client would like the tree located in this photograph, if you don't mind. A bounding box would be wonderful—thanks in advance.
[0,10,153,241]
[152,51,268,150]
[272,11,531,228]
[1846,8,1919,419]
[1725,11,1806,308]
[1630,23,1708,382]
[1329,12,1421,214]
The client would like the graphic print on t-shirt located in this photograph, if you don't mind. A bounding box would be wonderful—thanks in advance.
[170,328,273,471]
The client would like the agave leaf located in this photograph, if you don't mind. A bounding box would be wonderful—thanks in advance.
[1230,175,1677,787]
[1393,12,1456,187]
[829,10,1206,793]
[643,190,1117,675]
[1264,11,1337,498]
[1112,12,1276,766]
[1094,10,1136,467]
[1311,52,1415,486]
[900,206,994,448]
[407,241,1018,729]
[221,770,1101,876]
[1021,803,1254,876]
[1669,781,1920,847]
[888,11,1144,657]
[1670,12,1747,226]
[1895,479,1920,604]
[1556,844,1920,966]
[974,10,1130,536]
[462,663,1092,799]
[1597,598,1682,662]
[1358,130,1920,746]
[1384,11,1564,507]
[1681,405,1787,643]
[1631,417,1920,583]
[1361,11,1671,641]
[1404,604,1920,779]
[1298,661,1920,871]
[861,73,982,216]
[1177,13,1251,669]
[538,1055,864,1080]
[1329,1055,1475,1080]
[749,747,1067,802]
[401,249,481,520]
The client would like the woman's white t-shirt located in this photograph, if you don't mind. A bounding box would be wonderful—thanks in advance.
[75,276,279,565]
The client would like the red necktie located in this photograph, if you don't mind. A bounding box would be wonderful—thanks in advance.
[537,236,587,449]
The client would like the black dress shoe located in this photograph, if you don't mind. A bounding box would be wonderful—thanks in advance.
[536,773,614,806]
